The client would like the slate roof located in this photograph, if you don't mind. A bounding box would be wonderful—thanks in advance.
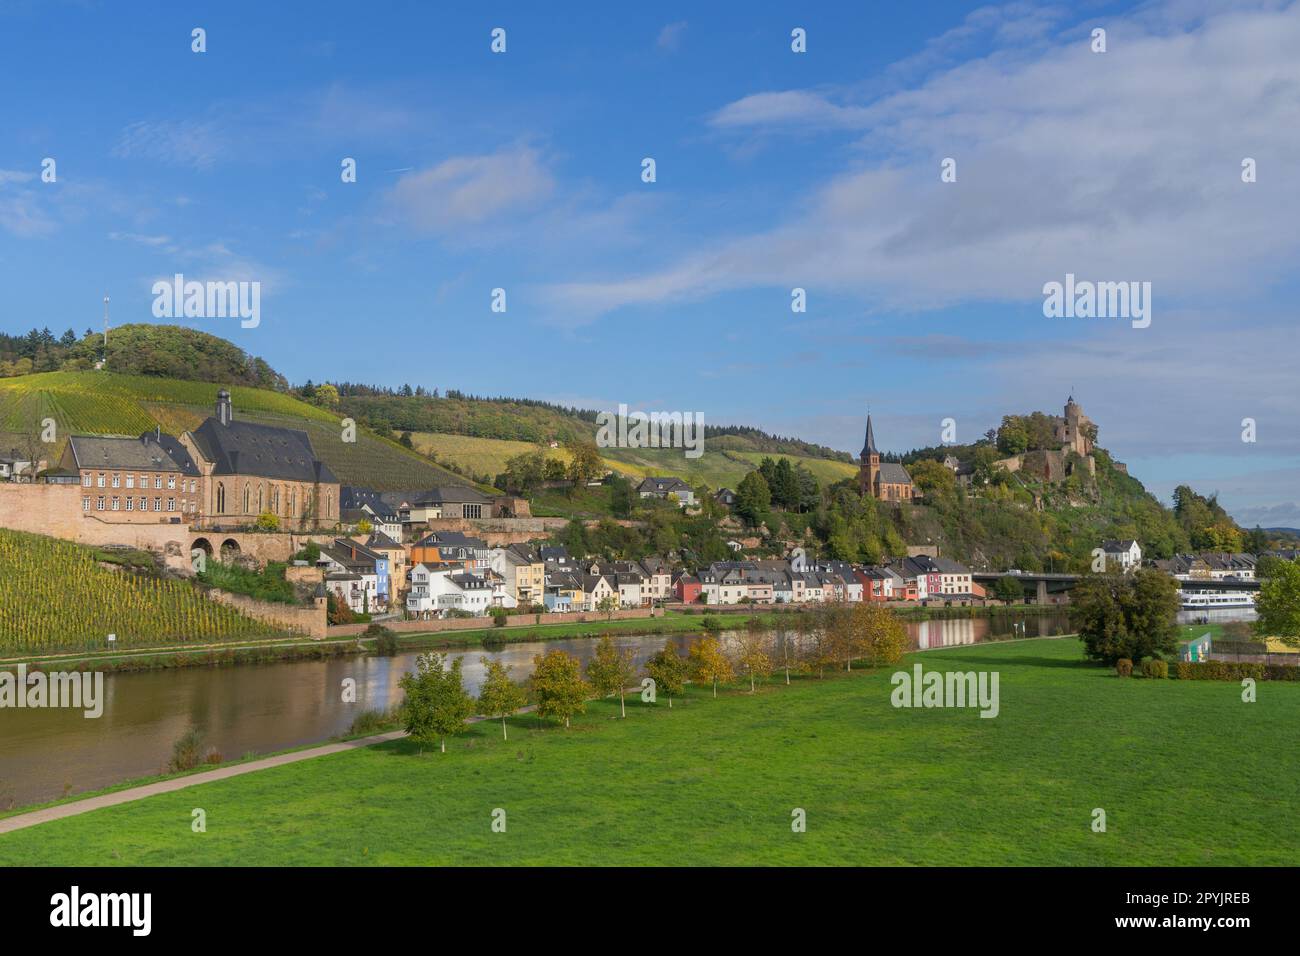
[877,461,913,485]
[67,434,187,473]
[638,476,692,495]
[191,417,337,484]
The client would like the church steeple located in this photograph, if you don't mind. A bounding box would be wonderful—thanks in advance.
[861,413,878,461]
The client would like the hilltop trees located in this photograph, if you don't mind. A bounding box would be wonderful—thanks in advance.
[400,653,475,753]
[1072,569,1180,665]
[478,658,527,740]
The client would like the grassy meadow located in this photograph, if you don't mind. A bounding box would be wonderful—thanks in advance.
[1,637,1294,865]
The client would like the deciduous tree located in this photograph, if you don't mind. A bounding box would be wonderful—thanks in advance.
[530,649,590,728]
[586,634,637,717]
[478,657,526,740]
[400,653,475,753]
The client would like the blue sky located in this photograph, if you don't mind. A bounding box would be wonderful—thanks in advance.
[3,0,1299,525]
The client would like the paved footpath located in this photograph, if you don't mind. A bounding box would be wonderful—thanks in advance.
[0,702,551,837]
[0,730,409,837]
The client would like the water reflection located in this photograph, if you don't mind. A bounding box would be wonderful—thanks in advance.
[0,613,1071,808]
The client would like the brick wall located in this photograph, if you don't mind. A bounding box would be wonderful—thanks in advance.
[327,605,663,637]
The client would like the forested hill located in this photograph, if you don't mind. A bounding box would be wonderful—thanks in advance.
[0,324,285,390]
[327,385,852,462]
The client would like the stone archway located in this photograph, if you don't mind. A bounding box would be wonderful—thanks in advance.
[191,537,214,557]
[221,538,241,561]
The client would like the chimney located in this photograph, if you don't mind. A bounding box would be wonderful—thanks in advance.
[216,389,233,426]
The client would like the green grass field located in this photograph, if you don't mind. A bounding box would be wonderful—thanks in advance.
[1,637,1294,865]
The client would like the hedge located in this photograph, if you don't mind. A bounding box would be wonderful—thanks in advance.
[1173,660,1300,681]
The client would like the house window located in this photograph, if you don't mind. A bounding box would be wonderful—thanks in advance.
[139,474,147,487]
[96,496,105,511]
[126,498,134,511]
[82,496,90,512]
[216,482,226,513]
[111,474,120,488]
[97,474,105,488]
[138,497,147,510]
[111,497,120,511]
[465,504,483,519]
[167,475,176,489]
[126,474,135,489]
[154,475,162,489]
[153,497,162,512]
[167,498,175,512]
[82,474,91,487]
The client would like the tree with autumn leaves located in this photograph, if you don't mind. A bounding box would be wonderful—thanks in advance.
[530,649,591,728]
[586,635,637,717]
[478,657,526,740]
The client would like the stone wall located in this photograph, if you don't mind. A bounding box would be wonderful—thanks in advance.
[327,605,662,637]
[205,589,328,638]
[421,516,568,546]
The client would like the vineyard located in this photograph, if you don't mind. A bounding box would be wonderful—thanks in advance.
[0,371,478,492]
[0,529,279,654]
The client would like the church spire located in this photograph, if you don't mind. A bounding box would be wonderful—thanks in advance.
[861,413,877,460]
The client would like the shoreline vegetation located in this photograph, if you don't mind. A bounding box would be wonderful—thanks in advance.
[1,604,1071,673]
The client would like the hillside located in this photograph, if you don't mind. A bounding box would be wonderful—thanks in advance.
[0,371,477,493]
[0,529,277,653]
[1,323,286,390]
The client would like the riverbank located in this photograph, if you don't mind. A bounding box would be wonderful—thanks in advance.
[2,637,1295,865]
[1,604,1071,673]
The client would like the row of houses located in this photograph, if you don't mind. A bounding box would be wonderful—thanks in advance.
[687,554,976,606]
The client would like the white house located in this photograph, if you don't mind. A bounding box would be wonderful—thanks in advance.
[406,564,494,618]
[1102,539,1142,573]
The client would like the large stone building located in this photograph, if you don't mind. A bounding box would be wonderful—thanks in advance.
[858,414,915,502]
[179,390,339,529]
[62,432,203,523]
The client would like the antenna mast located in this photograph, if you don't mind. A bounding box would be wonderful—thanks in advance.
[102,295,110,369]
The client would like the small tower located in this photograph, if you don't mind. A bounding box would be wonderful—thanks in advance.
[858,413,880,497]
[215,389,233,426]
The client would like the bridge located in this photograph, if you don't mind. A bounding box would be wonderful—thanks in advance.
[972,571,1260,605]
[971,572,1078,604]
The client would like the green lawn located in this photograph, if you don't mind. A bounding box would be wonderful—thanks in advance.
[1,637,1295,865]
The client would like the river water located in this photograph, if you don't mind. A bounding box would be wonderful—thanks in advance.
[0,612,1074,808]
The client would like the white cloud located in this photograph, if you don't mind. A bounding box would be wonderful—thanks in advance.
[656,21,688,52]
[111,119,228,169]
[550,1,1300,318]
[383,147,554,234]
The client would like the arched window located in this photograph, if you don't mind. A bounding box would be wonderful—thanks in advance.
[216,482,226,513]
[291,487,297,515]
[243,484,250,514]
[258,485,264,512]
[326,492,333,518]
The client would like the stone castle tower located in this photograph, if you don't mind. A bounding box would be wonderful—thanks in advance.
[1055,395,1094,456]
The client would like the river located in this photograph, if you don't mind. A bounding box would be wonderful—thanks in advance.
[0,612,1074,808]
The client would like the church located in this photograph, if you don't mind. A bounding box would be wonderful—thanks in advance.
[858,414,915,502]
[179,390,340,529]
